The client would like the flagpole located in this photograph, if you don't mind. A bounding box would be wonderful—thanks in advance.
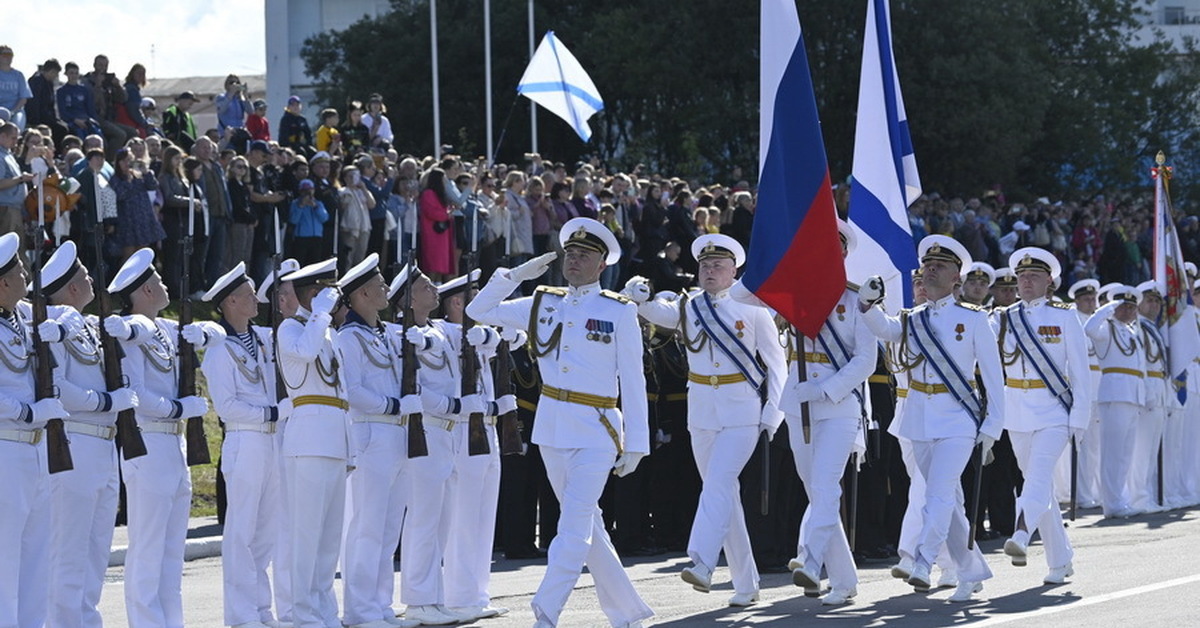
[430,0,442,159]
[528,0,538,153]
[484,0,494,167]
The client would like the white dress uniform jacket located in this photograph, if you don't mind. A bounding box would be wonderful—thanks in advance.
[997,297,1093,431]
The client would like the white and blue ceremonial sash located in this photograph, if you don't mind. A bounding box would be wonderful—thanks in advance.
[907,307,983,427]
[1007,305,1073,413]
[690,292,766,390]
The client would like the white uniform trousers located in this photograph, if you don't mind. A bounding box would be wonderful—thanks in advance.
[222,431,280,626]
[286,455,346,628]
[910,437,992,583]
[1129,405,1166,514]
[788,415,858,590]
[48,432,119,628]
[1052,410,1102,507]
[533,446,653,627]
[122,432,191,628]
[686,425,759,595]
[1161,408,1188,509]
[274,426,293,624]
[0,439,50,628]
[1009,427,1074,569]
[1184,396,1200,505]
[400,427,455,607]
[895,437,955,572]
[444,423,501,608]
[341,422,408,626]
[1099,402,1139,516]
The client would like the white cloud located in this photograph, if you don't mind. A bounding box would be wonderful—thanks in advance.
[4,0,265,79]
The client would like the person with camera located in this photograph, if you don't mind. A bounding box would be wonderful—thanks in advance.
[216,74,251,139]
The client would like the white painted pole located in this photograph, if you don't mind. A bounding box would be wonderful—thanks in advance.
[528,0,538,153]
[484,0,494,167]
[431,0,442,159]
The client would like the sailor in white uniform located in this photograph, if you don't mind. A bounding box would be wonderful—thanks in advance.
[859,235,1004,603]
[1083,285,1146,518]
[1129,281,1171,514]
[275,258,350,628]
[41,241,139,628]
[334,254,422,628]
[106,248,218,628]
[0,232,70,628]
[1052,279,1103,508]
[466,218,652,628]
[996,248,1091,585]
[624,233,785,607]
[960,262,996,307]
[201,263,283,628]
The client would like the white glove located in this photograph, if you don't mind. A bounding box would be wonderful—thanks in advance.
[1069,426,1087,444]
[621,276,652,304]
[612,451,645,477]
[761,423,778,442]
[976,433,997,466]
[104,314,156,344]
[29,398,67,424]
[103,315,131,341]
[399,394,423,415]
[655,428,672,447]
[107,388,139,412]
[500,327,527,346]
[277,397,293,422]
[459,394,486,416]
[420,391,449,415]
[405,325,431,349]
[859,275,886,307]
[58,309,87,340]
[780,380,822,411]
[178,395,209,418]
[466,326,494,348]
[494,394,517,415]
[37,319,66,343]
[310,287,340,318]
[182,321,224,348]
[508,251,558,283]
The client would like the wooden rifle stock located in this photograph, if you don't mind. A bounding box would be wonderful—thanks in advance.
[29,228,73,473]
[494,336,523,455]
[460,265,490,456]
[92,215,147,460]
[177,233,210,466]
[402,255,428,458]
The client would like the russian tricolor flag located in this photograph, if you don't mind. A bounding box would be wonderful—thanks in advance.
[845,0,922,313]
[741,0,845,339]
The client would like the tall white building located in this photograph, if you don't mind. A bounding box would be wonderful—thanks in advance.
[1139,1,1200,47]
[264,0,392,119]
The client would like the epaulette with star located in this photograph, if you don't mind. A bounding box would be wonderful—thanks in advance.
[600,289,633,304]
[1049,301,1073,310]
[955,301,987,312]
[535,286,567,297]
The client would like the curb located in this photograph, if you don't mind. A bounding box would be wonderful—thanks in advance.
[109,536,223,568]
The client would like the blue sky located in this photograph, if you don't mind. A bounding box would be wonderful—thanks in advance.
[4,0,266,79]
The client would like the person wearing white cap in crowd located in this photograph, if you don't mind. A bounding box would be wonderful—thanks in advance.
[334,254,423,628]
[1083,284,1145,518]
[199,262,284,628]
[466,217,652,627]
[772,220,873,605]
[104,247,218,628]
[0,232,70,628]
[1051,278,1103,509]
[39,241,139,628]
[1128,281,1171,514]
[960,262,996,307]
[623,232,786,607]
[390,260,470,627]
[995,247,1090,586]
[275,257,349,628]
[253,257,300,625]
[990,268,1018,308]
[859,234,1003,602]
[431,268,516,622]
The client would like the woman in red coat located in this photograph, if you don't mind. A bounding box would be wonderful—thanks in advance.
[419,167,455,280]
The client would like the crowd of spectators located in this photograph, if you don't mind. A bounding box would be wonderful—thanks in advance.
[1,45,1195,302]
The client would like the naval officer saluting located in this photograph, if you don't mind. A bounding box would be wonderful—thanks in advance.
[859,235,1004,603]
[623,233,786,608]
[466,217,652,628]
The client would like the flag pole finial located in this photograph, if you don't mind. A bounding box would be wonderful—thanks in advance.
[1157,151,1166,166]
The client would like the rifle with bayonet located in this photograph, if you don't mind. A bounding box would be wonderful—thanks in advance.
[30,163,73,473]
[402,248,428,458]
[461,253,490,456]
[271,208,287,405]
[179,186,210,466]
[90,177,146,460]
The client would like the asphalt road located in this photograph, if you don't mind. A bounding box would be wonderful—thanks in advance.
[97,505,1200,626]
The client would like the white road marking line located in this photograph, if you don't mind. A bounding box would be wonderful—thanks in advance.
[974,573,1200,625]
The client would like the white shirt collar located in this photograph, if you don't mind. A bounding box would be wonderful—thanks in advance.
[567,281,601,298]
